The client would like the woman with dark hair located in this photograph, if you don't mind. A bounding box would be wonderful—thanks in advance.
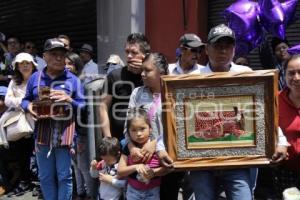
[273,53,300,197]
[124,52,173,168]
[65,52,84,77]
[0,52,37,196]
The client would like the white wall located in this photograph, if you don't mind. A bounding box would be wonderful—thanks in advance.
[96,0,145,73]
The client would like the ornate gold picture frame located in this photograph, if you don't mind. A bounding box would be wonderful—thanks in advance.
[161,70,278,170]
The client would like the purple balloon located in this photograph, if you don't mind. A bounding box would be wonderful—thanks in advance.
[224,0,298,55]
[287,45,300,55]
[235,40,254,56]
[224,0,263,55]
[281,0,298,25]
[259,0,285,39]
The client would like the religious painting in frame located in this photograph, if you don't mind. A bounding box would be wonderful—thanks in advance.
[161,70,278,170]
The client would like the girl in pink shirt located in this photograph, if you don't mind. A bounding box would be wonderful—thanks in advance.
[118,107,169,200]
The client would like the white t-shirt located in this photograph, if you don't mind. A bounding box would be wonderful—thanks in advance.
[168,61,205,75]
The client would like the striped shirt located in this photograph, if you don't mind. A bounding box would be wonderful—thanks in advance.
[275,62,286,90]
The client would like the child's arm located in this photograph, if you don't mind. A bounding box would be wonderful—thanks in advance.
[99,173,126,188]
[117,154,148,178]
[139,166,172,181]
[90,159,100,178]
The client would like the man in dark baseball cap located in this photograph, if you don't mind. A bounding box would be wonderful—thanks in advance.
[200,24,250,73]
[190,25,253,200]
[42,38,68,75]
[207,24,235,44]
[44,38,68,52]
[169,33,205,74]
[21,37,85,200]
[180,33,206,48]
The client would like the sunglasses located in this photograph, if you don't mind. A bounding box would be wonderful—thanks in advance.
[25,45,34,49]
[181,46,202,53]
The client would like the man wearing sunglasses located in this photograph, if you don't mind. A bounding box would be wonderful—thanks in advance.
[169,33,205,75]
[163,33,205,200]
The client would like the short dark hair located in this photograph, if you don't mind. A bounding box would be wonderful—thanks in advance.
[98,137,120,158]
[143,52,168,75]
[271,37,289,52]
[7,36,21,44]
[24,41,35,47]
[127,33,150,55]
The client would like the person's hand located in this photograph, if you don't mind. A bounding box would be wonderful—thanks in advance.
[69,148,76,155]
[50,89,72,103]
[136,165,155,182]
[140,140,156,163]
[143,167,155,180]
[157,150,174,168]
[271,145,289,163]
[135,164,148,175]
[90,159,98,170]
[28,102,50,120]
[127,57,144,74]
[28,102,38,119]
[129,146,144,162]
[99,173,113,183]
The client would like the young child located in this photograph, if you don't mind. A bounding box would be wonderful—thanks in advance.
[90,137,126,200]
[118,107,169,200]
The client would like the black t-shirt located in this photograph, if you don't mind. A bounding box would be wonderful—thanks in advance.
[103,66,143,140]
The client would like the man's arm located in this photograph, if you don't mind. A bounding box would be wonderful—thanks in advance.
[99,94,113,137]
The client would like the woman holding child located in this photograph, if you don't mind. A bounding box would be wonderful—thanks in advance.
[120,52,173,199]
[125,52,172,166]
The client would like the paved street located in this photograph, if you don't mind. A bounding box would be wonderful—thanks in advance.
[0,188,184,200]
[0,194,38,200]
[0,191,39,200]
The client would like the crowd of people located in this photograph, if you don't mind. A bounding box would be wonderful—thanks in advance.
[0,23,298,200]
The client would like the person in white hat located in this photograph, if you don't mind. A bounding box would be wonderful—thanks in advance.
[104,54,124,74]
[0,52,37,196]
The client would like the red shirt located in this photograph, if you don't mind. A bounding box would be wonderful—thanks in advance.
[279,88,300,171]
